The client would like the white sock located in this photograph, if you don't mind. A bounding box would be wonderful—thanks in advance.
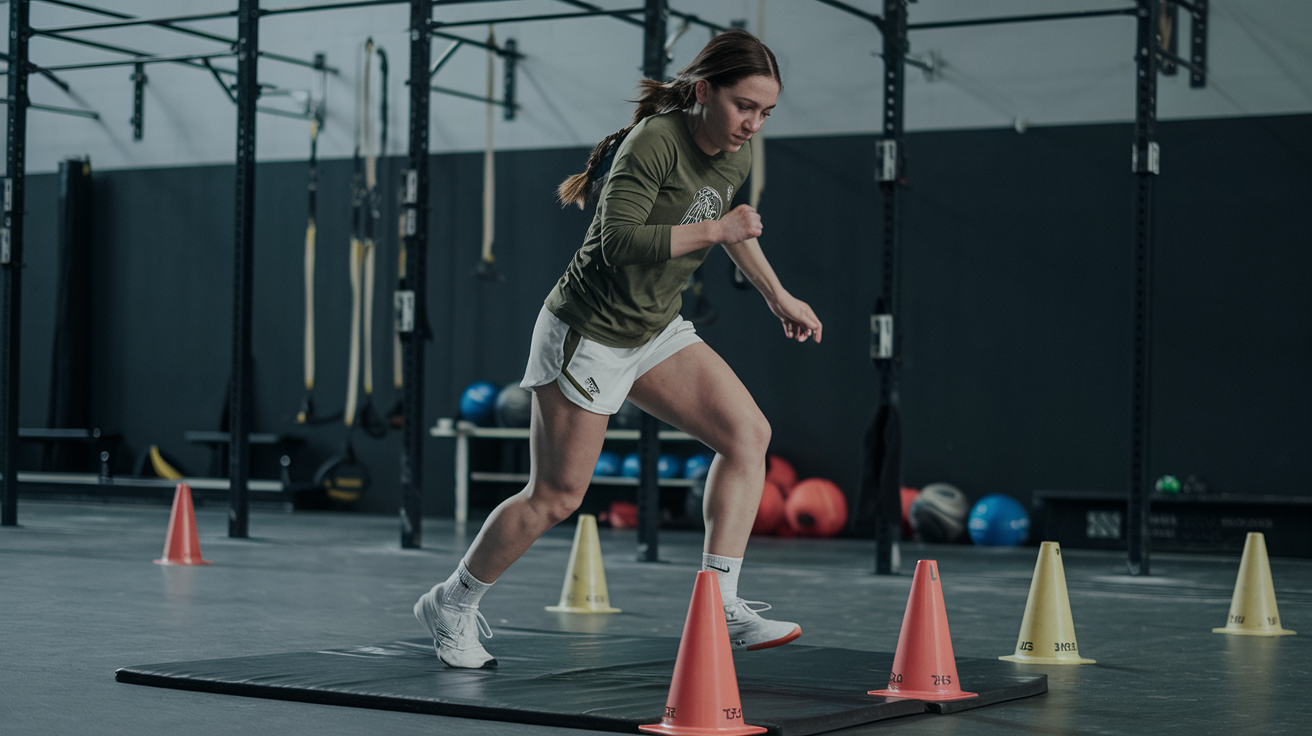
[441,560,493,608]
[702,553,743,607]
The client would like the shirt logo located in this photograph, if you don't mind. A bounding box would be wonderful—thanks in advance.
[680,186,723,225]
[583,377,601,396]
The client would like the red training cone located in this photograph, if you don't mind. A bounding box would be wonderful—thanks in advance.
[639,571,767,736]
[154,483,212,566]
[869,560,976,701]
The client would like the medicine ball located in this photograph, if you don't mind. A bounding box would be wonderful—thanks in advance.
[684,453,713,481]
[1155,474,1181,494]
[766,454,798,494]
[900,487,919,539]
[785,478,848,537]
[658,454,681,479]
[594,451,620,477]
[909,483,970,543]
[753,481,786,535]
[603,500,639,528]
[620,453,678,478]
[620,452,641,478]
[967,493,1030,546]
[494,383,532,427]
[459,381,498,426]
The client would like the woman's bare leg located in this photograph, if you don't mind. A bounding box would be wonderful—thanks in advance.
[626,342,770,558]
[463,380,610,583]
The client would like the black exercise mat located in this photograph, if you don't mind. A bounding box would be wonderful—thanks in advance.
[116,629,1046,735]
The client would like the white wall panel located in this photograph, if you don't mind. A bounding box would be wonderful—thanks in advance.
[5,0,1310,173]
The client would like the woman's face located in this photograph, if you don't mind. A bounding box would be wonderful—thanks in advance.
[694,74,779,154]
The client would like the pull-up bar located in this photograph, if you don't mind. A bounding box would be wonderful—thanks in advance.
[33,0,339,73]
[259,0,518,16]
[555,0,730,35]
[433,7,643,29]
[908,7,1137,31]
[0,97,100,119]
[40,52,236,73]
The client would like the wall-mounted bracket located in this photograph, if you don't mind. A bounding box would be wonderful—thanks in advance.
[871,314,894,360]
[875,139,899,182]
[501,38,516,121]
[129,61,146,140]
[1155,1,1207,86]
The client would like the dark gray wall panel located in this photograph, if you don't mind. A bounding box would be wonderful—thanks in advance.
[16,113,1311,520]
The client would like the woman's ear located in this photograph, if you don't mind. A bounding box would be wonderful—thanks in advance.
[694,79,709,105]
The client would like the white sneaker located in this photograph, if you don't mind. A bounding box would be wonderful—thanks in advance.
[724,599,802,651]
[414,582,497,668]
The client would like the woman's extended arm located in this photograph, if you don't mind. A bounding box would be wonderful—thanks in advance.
[723,232,823,344]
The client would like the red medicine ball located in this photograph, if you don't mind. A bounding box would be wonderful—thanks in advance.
[752,480,786,535]
[785,478,848,537]
[766,455,798,494]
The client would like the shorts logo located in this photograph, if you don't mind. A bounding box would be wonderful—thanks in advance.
[583,377,601,397]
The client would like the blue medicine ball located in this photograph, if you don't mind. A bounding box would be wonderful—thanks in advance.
[594,451,620,477]
[658,454,681,479]
[967,493,1030,546]
[684,453,713,481]
[620,452,641,478]
[459,381,499,426]
[620,453,679,478]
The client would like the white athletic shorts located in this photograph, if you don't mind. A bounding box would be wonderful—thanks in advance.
[519,305,702,415]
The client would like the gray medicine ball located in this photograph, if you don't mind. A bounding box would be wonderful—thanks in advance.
[909,482,970,543]
[495,383,533,428]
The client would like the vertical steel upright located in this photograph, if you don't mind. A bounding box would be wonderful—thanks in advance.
[1127,0,1160,576]
[229,0,259,538]
[400,0,433,549]
[871,0,907,575]
[1,0,30,527]
[635,0,667,563]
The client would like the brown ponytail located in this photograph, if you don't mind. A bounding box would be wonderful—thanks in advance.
[557,28,781,209]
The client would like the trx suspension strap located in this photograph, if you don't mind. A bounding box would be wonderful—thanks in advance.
[473,26,502,281]
[314,39,374,504]
[344,39,372,430]
[298,56,336,424]
[356,40,388,438]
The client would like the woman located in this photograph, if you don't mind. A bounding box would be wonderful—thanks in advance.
[416,29,822,669]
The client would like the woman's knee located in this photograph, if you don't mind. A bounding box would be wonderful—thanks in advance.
[526,481,587,525]
[722,411,771,461]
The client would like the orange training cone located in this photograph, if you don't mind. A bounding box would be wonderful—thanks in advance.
[639,571,766,736]
[869,560,977,701]
[154,483,211,566]
[1213,532,1295,636]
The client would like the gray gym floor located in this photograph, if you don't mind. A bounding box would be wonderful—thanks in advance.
[4,500,1310,735]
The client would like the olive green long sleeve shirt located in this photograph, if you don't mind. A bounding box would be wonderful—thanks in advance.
[545,110,751,348]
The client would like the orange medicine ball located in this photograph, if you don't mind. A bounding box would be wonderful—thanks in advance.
[785,478,849,537]
[752,480,786,535]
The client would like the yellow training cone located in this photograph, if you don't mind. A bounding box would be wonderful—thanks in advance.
[1000,541,1095,665]
[546,514,621,613]
[1213,532,1295,637]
